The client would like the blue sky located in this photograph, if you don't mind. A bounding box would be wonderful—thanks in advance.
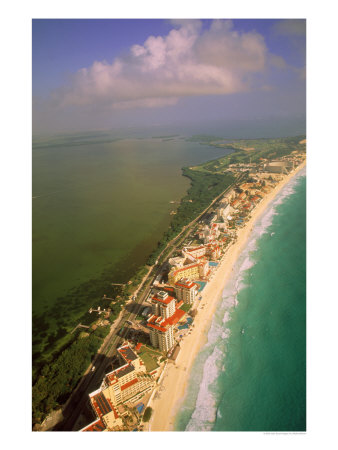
[32,19,305,135]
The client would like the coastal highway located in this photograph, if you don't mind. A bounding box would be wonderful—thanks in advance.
[57,271,156,431]
[56,175,244,430]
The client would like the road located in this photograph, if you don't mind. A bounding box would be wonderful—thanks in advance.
[56,174,243,430]
[57,267,158,431]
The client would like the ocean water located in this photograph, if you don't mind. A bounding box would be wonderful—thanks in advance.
[175,168,306,432]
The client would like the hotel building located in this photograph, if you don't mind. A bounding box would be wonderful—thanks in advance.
[151,290,176,319]
[168,260,208,286]
[174,278,198,304]
[81,344,154,431]
[217,202,231,221]
[147,291,185,352]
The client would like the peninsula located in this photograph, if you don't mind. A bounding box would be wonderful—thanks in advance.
[33,135,306,431]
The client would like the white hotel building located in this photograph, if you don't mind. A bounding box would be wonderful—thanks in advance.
[147,291,185,352]
[174,278,198,305]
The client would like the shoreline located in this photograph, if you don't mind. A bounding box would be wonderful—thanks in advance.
[148,160,306,432]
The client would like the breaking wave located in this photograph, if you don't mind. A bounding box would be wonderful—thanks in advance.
[182,168,306,431]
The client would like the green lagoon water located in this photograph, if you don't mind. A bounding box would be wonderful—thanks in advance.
[175,169,306,431]
[32,137,231,369]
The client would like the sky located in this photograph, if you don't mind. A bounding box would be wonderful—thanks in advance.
[32,19,306,135]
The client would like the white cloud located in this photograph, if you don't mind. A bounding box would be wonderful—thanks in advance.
[55,20,272,110]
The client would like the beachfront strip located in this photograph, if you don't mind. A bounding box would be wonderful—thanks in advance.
[80,150,306,431]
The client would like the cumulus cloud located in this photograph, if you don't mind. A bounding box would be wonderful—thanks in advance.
[55,20,272,110]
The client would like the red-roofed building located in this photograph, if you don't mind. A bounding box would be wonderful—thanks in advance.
[162,286,175,294]
[81,343,155,431]
[168,260,208,285]
[117,343,145,372]
[147,314,174,351]
[151,290,176,318]
[121,377,139,391]
[174,277,198,304]
[165,308,186,326]
[135,342,143,352]
[147,288,187,353]
[147,306,186,352]
[101,364,154,409]
[80,390,123,432]
[183,245,206,259]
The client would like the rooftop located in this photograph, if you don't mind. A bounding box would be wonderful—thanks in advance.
[106,363,135,384]
[81,417,106,432]
[91,391,113,417]
[121,377,139,391]
[135,342,143,352]
[171,261,206,277]
[115,364,135,379]
[118,344,138,363]
[152,292,175,305]
[188,245,205,252]
[175,278,198,290]
[147,308,186,333]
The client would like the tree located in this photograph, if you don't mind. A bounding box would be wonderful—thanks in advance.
[143,407,153,422]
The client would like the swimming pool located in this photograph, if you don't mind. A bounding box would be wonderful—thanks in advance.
[195,281,206,292]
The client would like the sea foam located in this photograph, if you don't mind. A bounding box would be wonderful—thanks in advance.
[186,345,224,431]
[182,169,306,431]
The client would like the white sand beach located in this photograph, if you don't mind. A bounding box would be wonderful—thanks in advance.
[148,160,306,432]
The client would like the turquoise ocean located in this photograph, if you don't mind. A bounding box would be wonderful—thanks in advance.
[175,168,306,431]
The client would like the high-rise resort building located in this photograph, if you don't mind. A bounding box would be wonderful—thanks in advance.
[174,278,198,304]
[147,291,185,352]
[217,201,231,221]
[81,344,154,432]
[168,260,209,286]
[183,242,221,261]
[151,290,175,319]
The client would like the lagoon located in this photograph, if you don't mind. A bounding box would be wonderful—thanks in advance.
[32,136,231,370]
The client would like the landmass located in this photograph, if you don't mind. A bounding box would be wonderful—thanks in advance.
[32,135,306,431]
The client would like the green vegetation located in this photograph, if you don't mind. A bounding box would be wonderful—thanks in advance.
[143,407,153,422]
[146,134,305,270]
[123,265,150,297]
[93,325,111,339]
[146,169,235,264]
[32,133,305,426]
[33,256,151,382]
[138,346,161,372]
[32,131,121,149]
[32,331,107,425]
[192,135,306,173]
[33,281,126,383]
[179,303,192,313]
